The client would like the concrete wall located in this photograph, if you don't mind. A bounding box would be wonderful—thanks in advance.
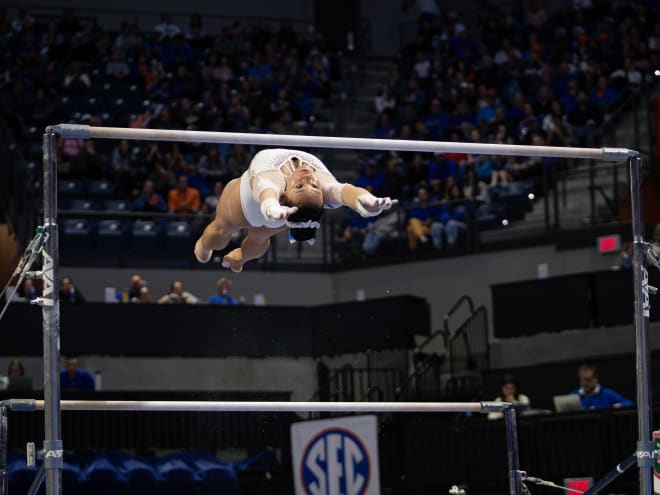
[3,244,637,398]
[10,355,317,401]
[62,242,617,331]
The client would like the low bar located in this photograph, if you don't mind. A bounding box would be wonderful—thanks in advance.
[51,124,625,161]
[22,400,489,414]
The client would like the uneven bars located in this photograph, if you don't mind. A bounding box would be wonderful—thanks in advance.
[7,400,503,414]
[51,125,637,162]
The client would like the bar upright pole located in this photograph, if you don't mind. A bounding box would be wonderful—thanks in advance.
[503,407,521,495]
[42,128,62,495]
[629,155,652,495]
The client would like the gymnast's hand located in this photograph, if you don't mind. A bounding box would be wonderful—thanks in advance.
[260,198,298,222]
[355,194,399,218]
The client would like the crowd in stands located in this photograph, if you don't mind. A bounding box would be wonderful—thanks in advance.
[336,0,659,260]
[1,3,658,263]
[11,273,242,305]
[0,7,337,246]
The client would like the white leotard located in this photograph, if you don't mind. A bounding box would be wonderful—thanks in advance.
[239,148,346,228]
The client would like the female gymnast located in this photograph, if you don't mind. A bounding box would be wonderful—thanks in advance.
[194,148,397,272]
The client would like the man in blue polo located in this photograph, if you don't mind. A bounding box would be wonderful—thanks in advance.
[571,363,632,410]
[60,356,95,391]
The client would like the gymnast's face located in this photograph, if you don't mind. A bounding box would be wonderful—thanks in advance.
[283,163,323,210]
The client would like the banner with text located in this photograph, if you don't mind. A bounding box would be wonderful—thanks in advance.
[291,415,381,495]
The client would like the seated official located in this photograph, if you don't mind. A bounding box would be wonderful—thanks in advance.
[570,363,632,410]
[487,374,530,420]
[60,356,95,391]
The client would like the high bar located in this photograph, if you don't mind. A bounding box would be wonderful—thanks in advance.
[49,124,637,162]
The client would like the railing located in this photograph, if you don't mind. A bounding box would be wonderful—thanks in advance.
[308,363,404,418]
[393,294,489,402]
[448,306,489,376]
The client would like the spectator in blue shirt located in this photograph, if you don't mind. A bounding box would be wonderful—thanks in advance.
[571,363,632,410]
[60,356,95,391]
[209,277,239,305]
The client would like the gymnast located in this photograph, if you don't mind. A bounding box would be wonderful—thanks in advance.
[194,148,397,272]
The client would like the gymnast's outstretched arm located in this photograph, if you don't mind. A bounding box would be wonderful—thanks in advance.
[339,184,399,218]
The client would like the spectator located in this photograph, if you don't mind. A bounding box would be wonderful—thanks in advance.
[154,13,181,40]
[157,280,199,304]
[197,145,227,181]
[406,186,434,250]
[0,359,25,390]
[208,277,239,305]
[362,209,400,256]
[168,175,200,214]
[567,91,600,147]
[62,61,91,96]
[204,181,225,212]
[16,278,38,302]
[105,48,130,82]
[60,356,95,391]
[133,179,167,213]
[570,363,632,410]
[613,241,633,269]
[380,158,404,200]
[430,183,468,251]
[588,75,620,110]
[487,374,530,420]
[116,274,151,303]
[374,84,397,114]
[337,210,373,261]
[354,162,385,194]
[59,276,86,303]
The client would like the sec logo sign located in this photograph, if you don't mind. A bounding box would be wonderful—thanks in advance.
[301,428,370,495]
[291,416,380,495]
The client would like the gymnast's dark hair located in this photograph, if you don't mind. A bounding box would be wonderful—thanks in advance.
[285,203,323,242]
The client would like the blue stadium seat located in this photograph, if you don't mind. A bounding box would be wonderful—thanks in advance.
[165,220,192,253]
[66,199,96,211]
[101,199,131,213]
[79,454,129,495]
[61,218,93,252]
[130,220,162,252]
[190,453,239,495]
[119,455,157,495]
[59,179,85,198]
[87,179,114,198]
[154,453,199,495]
[97,219,126,252]
[62,218,91,235]
[7,454,39,494]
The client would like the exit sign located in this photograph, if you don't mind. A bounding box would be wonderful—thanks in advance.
[564,477,593,495]
[597,234,621,253]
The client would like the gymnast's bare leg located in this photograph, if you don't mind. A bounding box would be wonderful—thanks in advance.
[221,225,287,272]
[194,178,247,263]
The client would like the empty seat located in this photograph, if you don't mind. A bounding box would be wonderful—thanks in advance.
[60,218,93,253]
[97,219,125,252]
[166,220,190,236]
[60,179,85,198]
[130,220,162,252]
[66,199,96,211]
[102,199,131,213]
[87,180,114,198]
[79,454,129,495]
[165,220,193,253]
[62,218,91,236]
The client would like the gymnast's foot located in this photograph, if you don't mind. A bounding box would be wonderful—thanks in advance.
[221,249,244,273]
[194,239,212,263]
